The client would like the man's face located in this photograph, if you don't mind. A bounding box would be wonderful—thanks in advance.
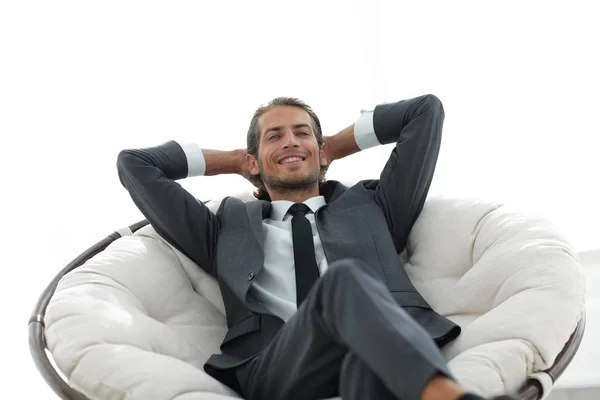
[248,106,327,192]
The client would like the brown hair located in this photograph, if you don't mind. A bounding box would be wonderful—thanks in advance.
[246,97,329,200]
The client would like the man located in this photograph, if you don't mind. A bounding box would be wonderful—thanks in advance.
[117,94,514,400]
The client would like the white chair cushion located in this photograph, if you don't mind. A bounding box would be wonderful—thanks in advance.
[45,193,585,399]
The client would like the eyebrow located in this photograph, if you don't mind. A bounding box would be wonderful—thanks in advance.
[263,124,312,137]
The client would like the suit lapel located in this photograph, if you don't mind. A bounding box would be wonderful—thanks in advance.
[246,200,270,253]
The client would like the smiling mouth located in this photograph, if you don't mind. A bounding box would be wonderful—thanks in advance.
[278,156,305,165]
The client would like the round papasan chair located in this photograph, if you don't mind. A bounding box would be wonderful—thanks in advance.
[29,186,586,400]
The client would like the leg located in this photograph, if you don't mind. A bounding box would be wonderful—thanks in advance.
[236,258,455,400]
[340,352,397,400]
[235,310,344,400]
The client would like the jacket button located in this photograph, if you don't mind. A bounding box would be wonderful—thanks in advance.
[247,272,255,281]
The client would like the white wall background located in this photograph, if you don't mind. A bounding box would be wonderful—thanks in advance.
[1,0,598,397]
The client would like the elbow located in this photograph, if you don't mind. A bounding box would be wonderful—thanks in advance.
[116,149,138,183]
[421,94,445,117]
[116,149,135,171]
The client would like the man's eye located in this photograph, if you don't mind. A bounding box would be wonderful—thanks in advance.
[297,132,309,136]
[269,134,280,140]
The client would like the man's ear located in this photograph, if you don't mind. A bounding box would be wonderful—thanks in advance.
[246,153,260,176]
[319,144,328,167]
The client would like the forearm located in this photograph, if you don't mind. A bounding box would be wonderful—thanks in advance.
[117,141,244,182]
[325,124,361,162]
[202,148,246,176]
[326,105,382,162]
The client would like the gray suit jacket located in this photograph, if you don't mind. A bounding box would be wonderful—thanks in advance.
[117,94,461,392]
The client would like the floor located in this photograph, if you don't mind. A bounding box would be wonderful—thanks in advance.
[546,250,600,400]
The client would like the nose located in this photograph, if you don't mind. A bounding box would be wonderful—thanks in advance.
[282,130,300,148]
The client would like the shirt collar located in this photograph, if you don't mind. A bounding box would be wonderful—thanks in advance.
[270,195,326,221]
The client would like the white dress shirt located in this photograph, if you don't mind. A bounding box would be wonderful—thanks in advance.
[181,110,378,321]
[253,196,327,321]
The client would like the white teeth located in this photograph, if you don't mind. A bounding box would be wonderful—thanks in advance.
[281,157,303,164]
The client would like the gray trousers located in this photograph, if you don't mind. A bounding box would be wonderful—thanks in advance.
[235,259,455,400]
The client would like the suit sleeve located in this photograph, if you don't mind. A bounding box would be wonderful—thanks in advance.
[367,94,445,253]
[116,140,219,277]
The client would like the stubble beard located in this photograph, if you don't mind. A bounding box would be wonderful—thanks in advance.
[258,159,320,192]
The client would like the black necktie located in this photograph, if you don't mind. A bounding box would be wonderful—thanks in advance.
[288,203,320,306]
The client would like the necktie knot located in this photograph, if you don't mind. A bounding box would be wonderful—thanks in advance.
[288,203,311,217]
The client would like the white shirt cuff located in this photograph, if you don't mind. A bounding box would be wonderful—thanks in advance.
[353,110,380,150]
[179,142,206,176]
